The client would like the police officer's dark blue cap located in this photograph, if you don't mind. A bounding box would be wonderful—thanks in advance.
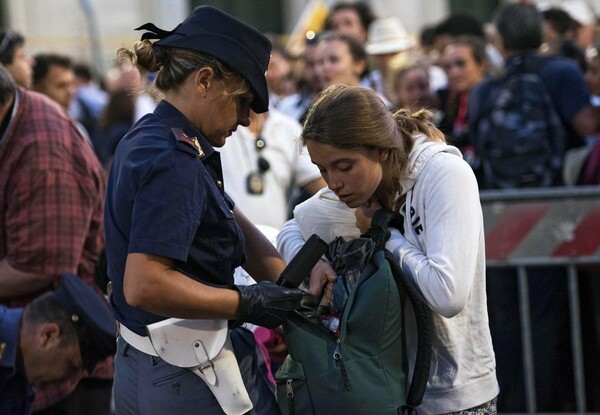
[52,273,117,374]
[136,6,272,113]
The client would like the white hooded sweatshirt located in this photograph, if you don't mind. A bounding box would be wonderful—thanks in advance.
[277,135,499,413]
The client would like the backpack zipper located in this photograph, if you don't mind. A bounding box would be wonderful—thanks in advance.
[288,312,352,393]
[286,378,295,415]
[333,338,351,391]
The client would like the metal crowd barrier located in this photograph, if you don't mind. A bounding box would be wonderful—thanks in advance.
[481,185,600,414]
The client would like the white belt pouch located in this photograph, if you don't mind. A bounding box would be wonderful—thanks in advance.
[145,318,253,415]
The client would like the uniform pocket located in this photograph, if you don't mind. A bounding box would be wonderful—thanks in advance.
[152,366,194,388]
[140,363,222,413]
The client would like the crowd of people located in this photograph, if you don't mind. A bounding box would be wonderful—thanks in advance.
[264,5,600,409]
[0,1,600,414]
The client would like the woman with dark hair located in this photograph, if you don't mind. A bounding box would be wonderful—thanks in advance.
[324,1,377,44]
[278,84,499,414]
[438,35,488,143]
[315,32,369,88]
[437,35,489,179]
[104,6,305,415]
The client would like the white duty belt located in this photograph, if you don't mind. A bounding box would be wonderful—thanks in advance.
[119,319,253,415]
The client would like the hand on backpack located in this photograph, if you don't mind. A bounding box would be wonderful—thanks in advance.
[236,281,307,328]
[308,259,337,297]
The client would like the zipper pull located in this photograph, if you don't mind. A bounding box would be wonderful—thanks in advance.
[286,378,294,398]
[333,338,351,391]
[333,338,342,360]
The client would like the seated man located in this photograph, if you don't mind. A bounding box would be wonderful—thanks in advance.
[0,273,117,415]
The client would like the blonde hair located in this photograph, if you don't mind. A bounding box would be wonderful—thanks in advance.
[117,40,250,97]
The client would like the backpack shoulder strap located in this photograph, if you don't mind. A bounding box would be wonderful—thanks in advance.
[469,78,497,127]
[385,250,432,415]
[364,210,432,415]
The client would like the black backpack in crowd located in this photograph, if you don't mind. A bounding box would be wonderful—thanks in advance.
[470,55,565,189]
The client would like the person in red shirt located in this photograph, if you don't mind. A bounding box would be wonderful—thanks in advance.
[0,61,111,414]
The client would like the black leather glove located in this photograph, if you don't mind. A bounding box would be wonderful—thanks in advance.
[236,281,307,328]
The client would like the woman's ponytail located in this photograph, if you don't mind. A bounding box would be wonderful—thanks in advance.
[392,107,446,143]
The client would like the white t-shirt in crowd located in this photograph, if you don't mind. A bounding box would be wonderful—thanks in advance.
[220,109,322,230]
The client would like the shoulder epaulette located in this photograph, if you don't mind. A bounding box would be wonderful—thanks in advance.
[171,128,204,158]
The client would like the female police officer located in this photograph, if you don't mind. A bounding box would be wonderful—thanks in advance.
[104,6,306,415]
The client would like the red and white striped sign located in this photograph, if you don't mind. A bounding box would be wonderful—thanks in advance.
[482,191,600,264]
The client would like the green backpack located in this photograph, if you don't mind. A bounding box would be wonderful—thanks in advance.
[275,211,432,415]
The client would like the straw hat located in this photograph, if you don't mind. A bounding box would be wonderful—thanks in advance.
[366,17,416,55]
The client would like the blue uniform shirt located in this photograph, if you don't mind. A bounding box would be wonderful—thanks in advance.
[105,100,246,335]
[0,306,33,415]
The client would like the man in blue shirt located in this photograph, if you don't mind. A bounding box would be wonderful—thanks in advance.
[0,274,116,415]
[470,3,600,155]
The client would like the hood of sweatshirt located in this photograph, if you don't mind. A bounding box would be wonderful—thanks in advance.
[399,134,463,196]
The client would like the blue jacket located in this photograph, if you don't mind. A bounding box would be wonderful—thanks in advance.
[0,306,33,414]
